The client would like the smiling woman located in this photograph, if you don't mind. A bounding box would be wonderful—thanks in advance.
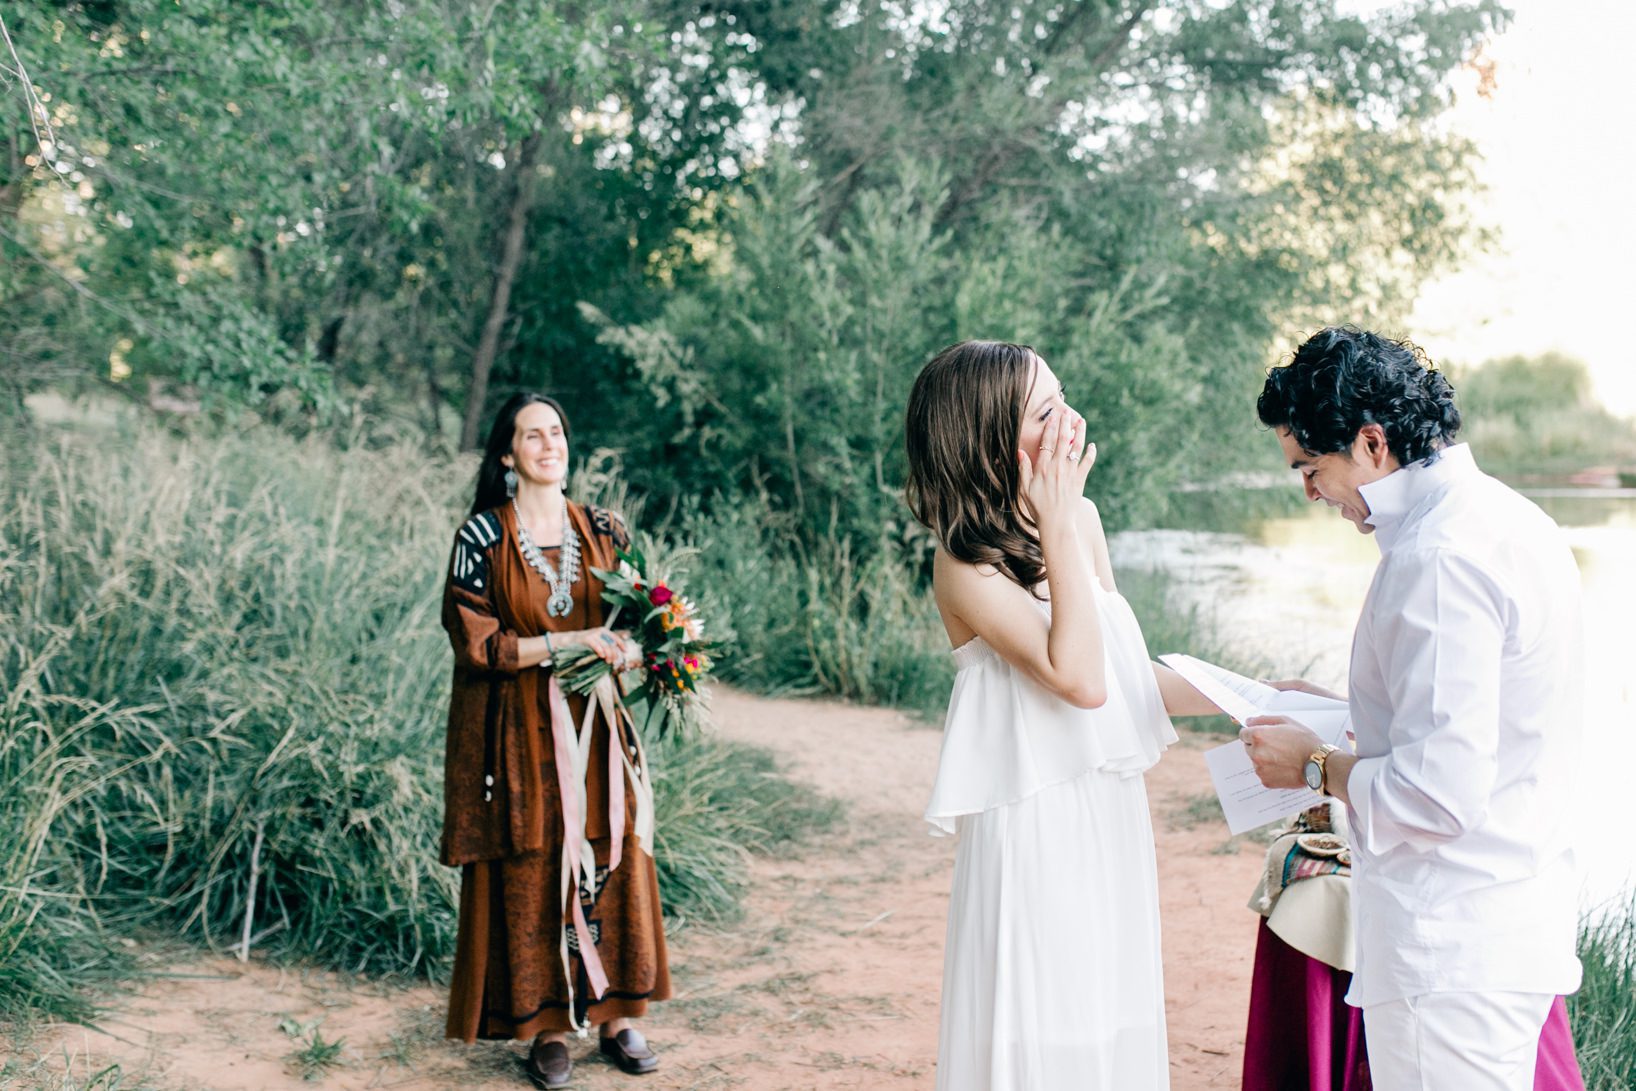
[440,392,667,1088]
[905,339,1200,1091]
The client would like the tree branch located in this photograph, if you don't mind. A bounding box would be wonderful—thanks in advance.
[458,131,543,451]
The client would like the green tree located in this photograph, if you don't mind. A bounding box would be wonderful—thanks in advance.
[1450,352,1636,476]
[588,0,1509,536]
[4,0,1510,532]
[1,1,753,439]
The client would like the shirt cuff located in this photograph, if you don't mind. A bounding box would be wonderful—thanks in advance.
[1345,754,1408,857]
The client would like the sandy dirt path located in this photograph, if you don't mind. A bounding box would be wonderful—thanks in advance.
[22,687,1266,1090]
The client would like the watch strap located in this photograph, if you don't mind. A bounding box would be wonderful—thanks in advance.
[1311,743,1341,794]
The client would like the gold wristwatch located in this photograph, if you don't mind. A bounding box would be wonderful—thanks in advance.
[1303,744,1341,794]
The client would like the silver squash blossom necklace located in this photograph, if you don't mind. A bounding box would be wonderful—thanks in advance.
[514,497,581,617]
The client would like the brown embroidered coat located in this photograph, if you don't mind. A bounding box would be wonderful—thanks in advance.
[438,499,628,866]
[438,499,670,1039]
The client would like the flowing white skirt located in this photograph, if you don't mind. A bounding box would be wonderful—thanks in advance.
[936,765,1169,1091]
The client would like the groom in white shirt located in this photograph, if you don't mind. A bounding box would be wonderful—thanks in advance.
[1240,327,1583,1090]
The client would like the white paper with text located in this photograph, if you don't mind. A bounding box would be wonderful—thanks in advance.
[1159,654,1352,834]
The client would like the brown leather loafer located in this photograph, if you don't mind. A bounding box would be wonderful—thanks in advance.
[526,1038,572,1089]
[599,1028,659,1075]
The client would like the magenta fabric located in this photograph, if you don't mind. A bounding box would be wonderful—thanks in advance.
[1534,995,1586,1090]
[1242,920,1585,1090]
[1243,918,1371,1090]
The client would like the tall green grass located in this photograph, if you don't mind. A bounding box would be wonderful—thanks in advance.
[675,499,955,717]
[1570,896,1636,1090]
[0,422,467,1001]
[675,497,1259,724]
[0,693,136,1023]
[1,426,466,988]
[650,736,841,922]
[0,418,833,1024]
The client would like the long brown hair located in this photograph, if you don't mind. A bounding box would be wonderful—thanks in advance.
[904,340,1045,591]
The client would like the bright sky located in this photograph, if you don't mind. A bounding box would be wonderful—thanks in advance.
[1383,0,1636,415]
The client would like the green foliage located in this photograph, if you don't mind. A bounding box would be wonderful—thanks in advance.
[136,282,346,426]
[1456,352,1598,419]
[1450,353,1636,476]
[1570,896,1636,1090]
[0,415,836,1023]
[666,489,957,718]
[650,735,842,923]
[5,1,1508,533]
[280,1019,347,1082]
[0,0,757,433]
[580,0,1507,539]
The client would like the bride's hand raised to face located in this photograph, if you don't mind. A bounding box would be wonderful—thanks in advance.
[1017,406,1095,532]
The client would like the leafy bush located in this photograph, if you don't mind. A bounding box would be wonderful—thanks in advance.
[1450,353,1636,476]
[0,416,833,1023]
[675,493,955,718]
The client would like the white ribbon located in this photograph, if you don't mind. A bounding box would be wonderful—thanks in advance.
[546,670,656,1034]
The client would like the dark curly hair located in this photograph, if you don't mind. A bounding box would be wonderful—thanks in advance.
[1257,327,1461,466]
[905,339,1047,593]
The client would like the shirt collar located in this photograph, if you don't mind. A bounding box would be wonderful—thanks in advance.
[1359,443,1477,552]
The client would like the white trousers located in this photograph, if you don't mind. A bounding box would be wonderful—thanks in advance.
[1363,991,1554,1091]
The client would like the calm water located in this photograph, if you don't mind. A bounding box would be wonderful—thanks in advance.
[1113,488,1636,910]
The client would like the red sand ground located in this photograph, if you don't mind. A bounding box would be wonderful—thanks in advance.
[22,686,1266,1089]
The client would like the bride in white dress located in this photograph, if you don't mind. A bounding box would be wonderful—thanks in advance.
[904,341,1219,1090]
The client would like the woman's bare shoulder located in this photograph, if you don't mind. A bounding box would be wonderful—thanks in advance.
[933,547,1005,587]
[1076,495,1103,527]
[932,549,1002,648]
[1075,496,1117,592]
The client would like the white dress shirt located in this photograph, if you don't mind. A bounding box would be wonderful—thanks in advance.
[1343,443,1584,1007]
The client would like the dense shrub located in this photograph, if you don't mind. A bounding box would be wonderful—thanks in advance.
[0,419,834,1018]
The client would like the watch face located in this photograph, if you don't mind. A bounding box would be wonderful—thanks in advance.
[1303,760,1323,792]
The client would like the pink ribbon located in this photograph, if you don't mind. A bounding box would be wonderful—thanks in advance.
[546,673,610,1000]
[606,687,626,877]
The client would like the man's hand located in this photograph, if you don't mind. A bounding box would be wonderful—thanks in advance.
[1239,716,1325,789]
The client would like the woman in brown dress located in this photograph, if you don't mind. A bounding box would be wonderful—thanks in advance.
[440,392,670,1088]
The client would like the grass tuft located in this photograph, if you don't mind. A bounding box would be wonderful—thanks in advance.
[0,418,835,1023]
[650,735,841,924]
[1167,791,1226,832]
[0,1045,147,1091]
[1570,895,1636,1089]
[283,1023,347,1082]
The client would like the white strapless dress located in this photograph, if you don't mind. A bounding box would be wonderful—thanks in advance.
[928,583,1176,1091]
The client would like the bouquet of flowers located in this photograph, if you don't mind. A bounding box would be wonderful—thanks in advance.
[552,544,717,738]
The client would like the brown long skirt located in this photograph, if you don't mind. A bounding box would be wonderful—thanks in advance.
[445,831,671,1041]
[445,678,671,1041]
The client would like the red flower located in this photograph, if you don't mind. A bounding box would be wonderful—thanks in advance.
[648,584,674,606]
